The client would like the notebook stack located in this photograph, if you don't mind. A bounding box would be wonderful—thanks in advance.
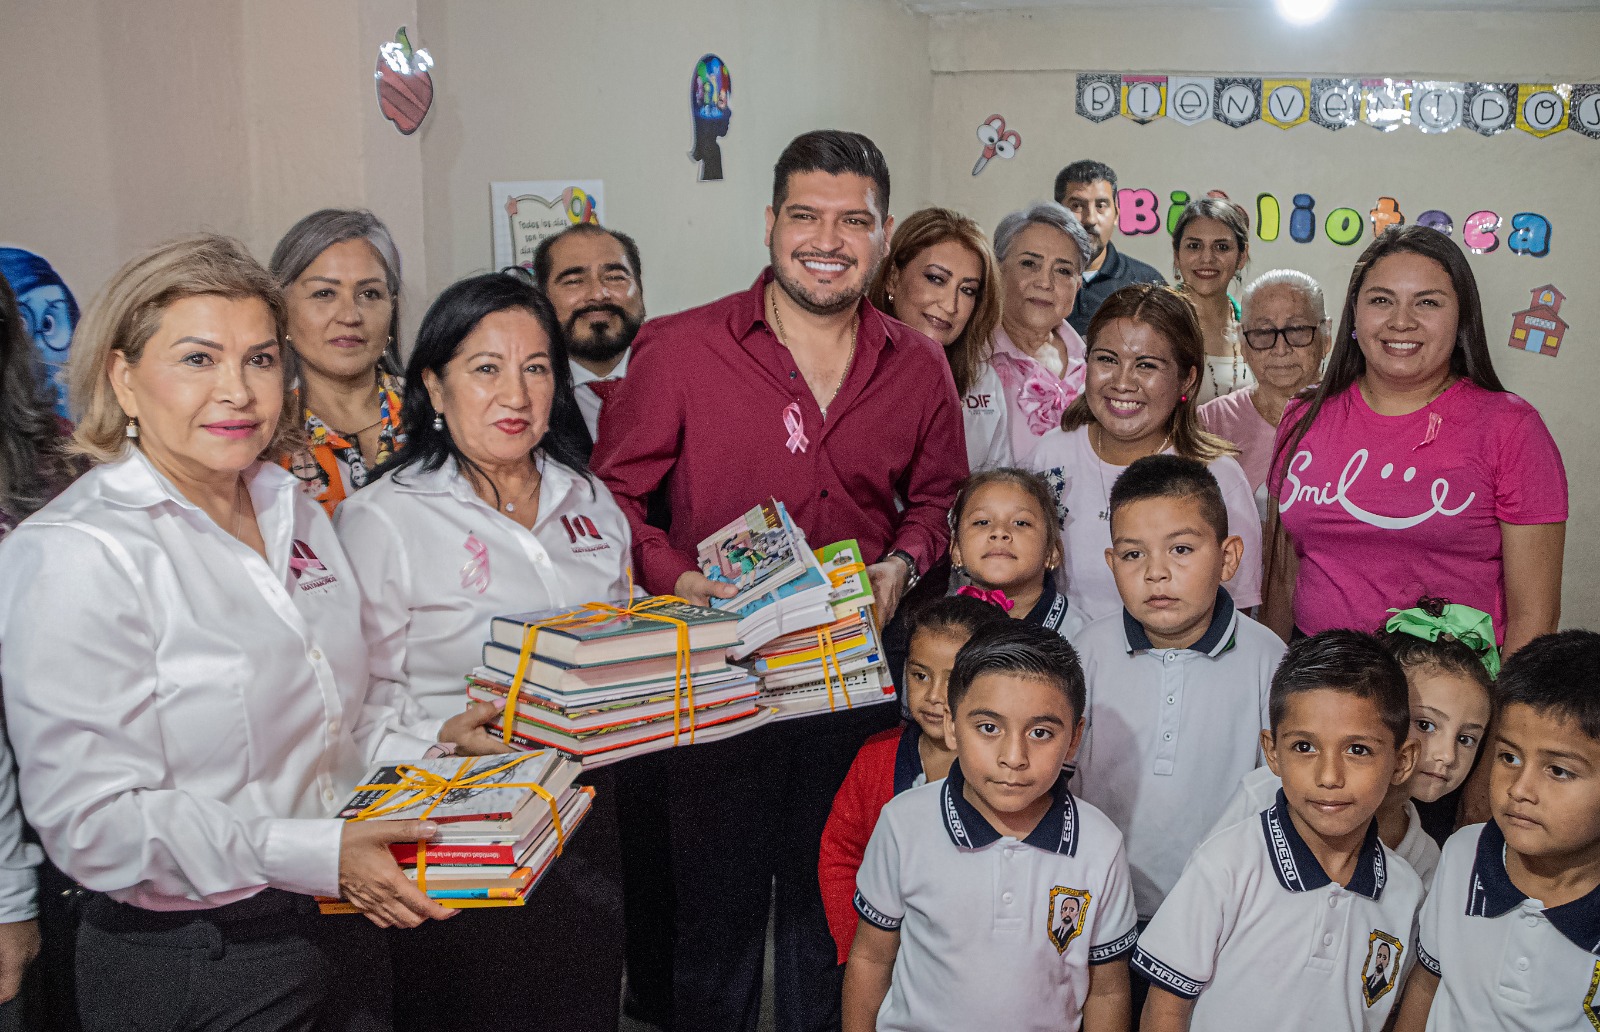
[697,508,896,721]
[319,752,589,911]
[472,597,771,765]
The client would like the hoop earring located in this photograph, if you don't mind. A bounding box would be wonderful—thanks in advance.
[125,418,139,439]
[433,414,444,431]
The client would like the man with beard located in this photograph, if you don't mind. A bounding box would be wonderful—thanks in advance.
[595,130,966,1032]
[533,223,646,442]
[1053,159,1166,336]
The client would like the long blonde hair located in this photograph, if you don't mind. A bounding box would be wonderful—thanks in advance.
[69,234,296,464]
[1061,283,1236,463]
[869,208,1001,397]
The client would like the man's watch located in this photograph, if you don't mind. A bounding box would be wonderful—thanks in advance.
[886,549,920,591]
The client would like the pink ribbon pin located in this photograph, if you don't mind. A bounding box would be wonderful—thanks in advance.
[460,533,491,594]
[783,402,809,455]
[1413,411,1442,451]
[957,585,1016,612]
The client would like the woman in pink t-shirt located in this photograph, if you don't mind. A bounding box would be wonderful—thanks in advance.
[1263,226,1567,657]
[1198,270,1331,519]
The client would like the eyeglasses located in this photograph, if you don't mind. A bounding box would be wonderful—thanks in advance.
[1242,324,1321,351]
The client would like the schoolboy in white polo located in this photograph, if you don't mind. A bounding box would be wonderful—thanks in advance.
[842,623,1138,1032]
[1394,631,1600,1032]
[1072,455,1284,919]
[1135,631,1424,1032]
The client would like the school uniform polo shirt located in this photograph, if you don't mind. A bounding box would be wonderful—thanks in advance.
[1133,791,1424,1031]
[1417,821,1600,1031]
[1070,590,1285,917]
[854,761,1138,1032]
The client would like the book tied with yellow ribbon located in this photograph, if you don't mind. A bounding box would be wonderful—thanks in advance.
[318,752,588,911]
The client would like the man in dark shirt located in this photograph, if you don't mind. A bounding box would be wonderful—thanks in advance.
[1055,159,1167,335]
[595,130,967,1032]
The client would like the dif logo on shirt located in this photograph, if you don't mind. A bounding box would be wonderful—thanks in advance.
[562,514,611,555]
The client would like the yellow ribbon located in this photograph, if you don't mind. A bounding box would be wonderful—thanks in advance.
[501,582,700,747]
[815,625,852,713]
[349,754,565,894]
[826,561,867,588]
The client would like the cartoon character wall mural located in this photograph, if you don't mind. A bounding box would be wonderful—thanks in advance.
[690,54,732,182]
[0,247,79,419]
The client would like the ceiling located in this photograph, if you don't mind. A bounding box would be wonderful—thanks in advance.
[905,0,1600,13]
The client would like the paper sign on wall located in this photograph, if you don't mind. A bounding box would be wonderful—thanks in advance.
[1570,84,1600,140]
[1167,77,1215,125]
[490,181,605,270]
[1516,84,1570,137]
[1310,78,1359,130]
[1076,73,1120,123]
[1121,76,1167,123]
[1507,285,1568,358]
[1213,78,1262,128]
[1262,80,1311,130]
[1361,79,1413,131]
[1413,82,1466,134]
[1464,83,1518,136]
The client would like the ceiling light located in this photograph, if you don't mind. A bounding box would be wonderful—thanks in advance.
[1274,0,1336,25]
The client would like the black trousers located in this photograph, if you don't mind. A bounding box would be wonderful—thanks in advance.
[668,705,896,1032]
[76,889,391,1032]
[616,749,676,1026]
[389,770,625,1032]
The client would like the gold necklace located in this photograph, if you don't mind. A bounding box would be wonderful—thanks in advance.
[769,286,858,414]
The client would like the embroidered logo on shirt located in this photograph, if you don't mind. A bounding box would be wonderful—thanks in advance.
[1585,962,1600,1032]
[289,540,337,593]
[461,532,491,594]
[1047,886,1091,954]
[965,392,995,411]
[1359,930,1403,1007]
[1279,448,1475,530]
[562,514,612,554]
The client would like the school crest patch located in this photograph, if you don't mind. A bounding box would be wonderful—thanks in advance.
[1360,930,1403,1008]
[1584,960,1600,1031]
[1047,886,1091,954]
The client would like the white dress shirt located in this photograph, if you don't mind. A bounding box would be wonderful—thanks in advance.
[0,450,430,910]
[0,732,39,923]
[962,362,1013,472]
[570,351,629,442]
[335,455,633,725]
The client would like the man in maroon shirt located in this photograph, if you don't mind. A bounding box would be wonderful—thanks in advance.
[595,130,967,1032]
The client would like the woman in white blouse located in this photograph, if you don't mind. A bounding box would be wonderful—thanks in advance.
[337,273,631,1032]
[0,236,496,1032]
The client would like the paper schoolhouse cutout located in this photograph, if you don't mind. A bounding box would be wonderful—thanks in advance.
[1516,84,1570,138]
[1262,80,1311,130]
[1213,78,1262,128]
[1310,78,1360,130]
[1508,285,1568,358]
[1464,83,1518,136]
[972,115,1021,176]
[1076,74,1120,123]
[1167,77,1214,125]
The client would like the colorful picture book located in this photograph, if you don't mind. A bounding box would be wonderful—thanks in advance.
[696,499,808,611]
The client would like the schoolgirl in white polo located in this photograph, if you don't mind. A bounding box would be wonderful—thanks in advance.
[1134,631,1424,1031]
[1394,631,1600,1032]
[842,623,1138,1032]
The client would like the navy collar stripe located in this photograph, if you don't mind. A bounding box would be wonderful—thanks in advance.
[1122,587,1238,656]
[1466,821,1600,955]
[1260,790,1387,900]
[1023,583,1068,633]
[939,760,1078,856]
[893,723,924,796]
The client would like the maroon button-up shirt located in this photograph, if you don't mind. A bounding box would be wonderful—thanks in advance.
[594,269,969,596]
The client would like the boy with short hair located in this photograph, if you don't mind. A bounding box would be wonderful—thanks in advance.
[1394,630,1600,1032]
[1071,455,1285,920]
[842,623,1137,1032]
[1134,630,1425,1031]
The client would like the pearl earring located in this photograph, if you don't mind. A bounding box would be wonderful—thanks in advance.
[887,292,895,303]
[433,414,444,431]
[125,418,139,439]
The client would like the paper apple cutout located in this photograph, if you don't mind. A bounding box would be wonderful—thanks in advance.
[375,27,434,136]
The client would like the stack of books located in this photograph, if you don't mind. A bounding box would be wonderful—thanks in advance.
[697,506,895,721]
[473,597,772,764]
[320,752,588,910]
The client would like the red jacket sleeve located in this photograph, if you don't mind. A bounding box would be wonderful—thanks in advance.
[592,324,697,595]
[888,357,967,572]
[818,730,899,965]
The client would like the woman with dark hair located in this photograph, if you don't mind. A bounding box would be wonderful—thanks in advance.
[335,273,628,1032]
[1172,198,1253,404]
[270,209,407,515]
[1026,283,1263,625]
[868,208,1006,469]
[1263,225,1566,657]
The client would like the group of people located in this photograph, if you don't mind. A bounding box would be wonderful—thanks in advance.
[0,125,1577,1032]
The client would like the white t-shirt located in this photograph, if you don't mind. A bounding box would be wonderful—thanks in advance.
[1070,598,1284,918]
[336,455,633,726]
[1134,792,1424,1031]
[854,762,1138,1032]
[1025,425,1264,622]
[961,361,1014,472]
[1212,766,1442,888]
[1417,822,1600,1032]
[1194,348,1256,405]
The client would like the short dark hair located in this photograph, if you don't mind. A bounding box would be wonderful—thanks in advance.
[772,130,891,220]
[1269,631,1411,749]
[947,622,1086,722]
[1109,454,1229,541]
[530,223,644,294]
[1495,630,1600,743]
[1054,160,1118,204]
[380,274,592,493]
[906,594,1014,648]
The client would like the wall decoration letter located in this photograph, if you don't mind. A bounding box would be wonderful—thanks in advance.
[1507,213,1552,258]
[1262,80,1311,130]
[1569,84,1600,140]
[1416,210,1454,236]
[1369,197,1404,237]
[690,55,733,181]
[1121,76,1168,123]
[1310,78,1359,130]
[1167,77,1215,126]
[1289,194,1317,244]
[1412,82,1466,134]
[1116,188,1161,236]
[1213,78,1262,128]
[1360,79,1413,131]
[1464,83,1517,136]
[1325,208,1365,246]
[1256,194,1281,242]
[1076,74,1121,123]
[1462,211,1502,254]
[1515,84,1570,138]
